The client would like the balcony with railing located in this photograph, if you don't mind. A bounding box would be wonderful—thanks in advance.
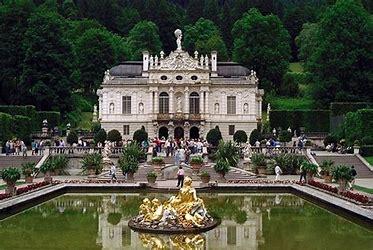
[156,113,203,121]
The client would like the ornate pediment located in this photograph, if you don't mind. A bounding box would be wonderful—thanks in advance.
[157,51,205,71]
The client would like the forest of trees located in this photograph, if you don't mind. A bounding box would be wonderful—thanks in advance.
[0,0,371,123]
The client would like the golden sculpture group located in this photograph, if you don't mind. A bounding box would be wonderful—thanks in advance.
[139,233,205,249]
[134,177,213,229]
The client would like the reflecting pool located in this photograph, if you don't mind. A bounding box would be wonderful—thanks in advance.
[0,193,372,249]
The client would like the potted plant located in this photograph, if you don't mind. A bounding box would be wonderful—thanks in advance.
[214,159,230,181]
[40,160,54,183]
[301,162,318,183]
[118,142,143,182]
[319,160,334,183]
[200,171,211,183]
[1,167,21,196]
[190,156,204,173]
[147,172,157,184]
[152,156,165,172]
[21,162,35,183]
[81,153,103,178]
[251,153,267,175]
[332,165,353,193]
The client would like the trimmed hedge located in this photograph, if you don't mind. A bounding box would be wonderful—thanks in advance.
[342,109,373,145]
[330,102,371,116]
[13,115,32,142]
[361,146,373,157]
[269,110,330,132]
[0,112,13,142]
[36,111,61,128]
[0,105,38,128]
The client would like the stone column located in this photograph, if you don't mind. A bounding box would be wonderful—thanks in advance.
[154,90,159,114]
[169,87,174,114]
[205,90,209,115]
[200,90,204,114]
[184,87,189,114]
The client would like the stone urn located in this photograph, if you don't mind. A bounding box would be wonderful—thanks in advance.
[257,166,267,175]
[200,174,210,184]
[5,181,16,196]
[44,171,53,183]
[25,176,34,184]
[323,174,332,183]
[147,175,157,184]
[87,168,97,179]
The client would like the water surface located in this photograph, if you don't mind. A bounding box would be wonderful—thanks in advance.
[0,193,372,250]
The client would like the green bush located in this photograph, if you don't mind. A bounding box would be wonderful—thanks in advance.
[0,105,38,129]
[361,136,373,146]
[0,112,14,142]
[81,153,103,173]
[118,142,143,174]
[1,167,21,183]
[319,160,334,176]
[13,115,32,142]
[233,130,248,143]
[251,153,267,167]
[274,154,305,174]
[71,93,92,112]
[361,146,373,156]
[94,129,107,144]
[332,165,353,182]
[91,122,101,133]
[152,156,165,164]
[206,127,222,147]
[67,131,79,145]
[249,129,262,146]
[342,109,373,145]
[21,162,35,177]
[133,127,148,143]
[269,110,330,132]
[107,129,122,143]
[214,159,230,174]
[278,130,292,143]
[215,141,239,168]
[301,161,318,174]
[330,102,371,116]
[190,156,204,164]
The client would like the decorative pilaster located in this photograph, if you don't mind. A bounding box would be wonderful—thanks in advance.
[205,90,209,115]
[184,87,189,114]
[169,87,174,114]
[154,90,159,114]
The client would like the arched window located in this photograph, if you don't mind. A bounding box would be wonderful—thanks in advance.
[189,92,199,114]
[159,92,169,114]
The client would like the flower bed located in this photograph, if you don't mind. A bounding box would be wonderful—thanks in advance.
[227,180,297,184]
[307,180,369,204]
[16,181,50,195]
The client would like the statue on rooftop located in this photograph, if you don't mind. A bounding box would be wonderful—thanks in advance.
[174,29,182,51]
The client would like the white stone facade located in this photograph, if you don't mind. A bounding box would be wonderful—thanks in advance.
[97,30,263,140]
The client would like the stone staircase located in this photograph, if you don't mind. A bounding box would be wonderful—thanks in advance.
[314,155,373,178]
[0,155,43,170]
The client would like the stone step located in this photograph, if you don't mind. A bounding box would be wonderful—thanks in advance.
[0,156,43,170]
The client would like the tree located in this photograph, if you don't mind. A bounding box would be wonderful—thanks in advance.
[206,127,222,147]
[186,0,205,23]
[107,129,122,143]
[218,1,234,55]
[295,23,319,62]
[184,18,228,60]
[61,0,79,19]
[126,21,162,60]
[75,28,117,95]
[94,128,107,145]
[305,0,372,106]
[133,127,148,144]
[67,130,78,145]
[232,8,291,92]
[203,0,220,25]
[20,10,74,113]
[117,7,140,36]
[233,130,248,143]
[0,0,35,105]
[249,129,262,146]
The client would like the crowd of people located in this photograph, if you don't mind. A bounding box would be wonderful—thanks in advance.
[4,139,28,156]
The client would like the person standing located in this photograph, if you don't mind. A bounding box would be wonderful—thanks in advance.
[275,165,282,181]
[110,163,117,182]
[299,163,307,183]
[349,165,357,190]
[177,166,185,188]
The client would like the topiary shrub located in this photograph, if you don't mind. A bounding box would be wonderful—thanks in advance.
[107,129,122,143]
[233,130,248,143]
[249,129,262,146]
[206,127,222,147]
[279,130,292,144]
[67,130,78,145]
[94,129,107,145]
[133,127,148,144]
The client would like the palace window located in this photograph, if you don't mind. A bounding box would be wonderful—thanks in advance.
[159,92,169,114]
[189,92,200,114]
[227,96,236,114]
[122,96,131,114]
[123,125,129,135]
[176,75,183,80]
[229,125,235,135]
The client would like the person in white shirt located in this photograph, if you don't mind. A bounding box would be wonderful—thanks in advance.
[176,166,185,188]
[110,163,117,182]
[275,165,282,181]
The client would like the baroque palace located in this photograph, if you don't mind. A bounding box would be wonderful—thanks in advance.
[97,29,264,140]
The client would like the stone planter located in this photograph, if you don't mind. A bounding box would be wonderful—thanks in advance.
[200,175,210,184]
[147,176,157,184]
[338,179,347,193]
[323,175,332,183]
[44,171,52,183]
[25,176,34,184]
[5,181,16,196]
[257,166,267,175]
[191,163,202,174]
[152,164,164,174]
[127,172,135,182]
[87,168,97,179]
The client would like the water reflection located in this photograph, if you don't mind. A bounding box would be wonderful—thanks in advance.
[138,233,205,250]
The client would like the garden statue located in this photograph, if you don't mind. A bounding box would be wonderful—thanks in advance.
[176,97,182,112]
[129,177,218,232]
[102,141,113,171]
[175,29,182,51]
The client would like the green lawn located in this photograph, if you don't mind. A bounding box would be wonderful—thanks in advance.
[363,156,373,165]
[289,62,304,72]
[77,112,93,130]
[353,185,373,194]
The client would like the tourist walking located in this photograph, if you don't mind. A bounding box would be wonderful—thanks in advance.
[275,165,282,181]
[110,163,117,182]
[349,165,357,190]
[177,166,185,188]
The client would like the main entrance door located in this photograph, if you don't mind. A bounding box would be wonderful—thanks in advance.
[174,127,184,139]
[159,126,168,139]
[190,126,199,139]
